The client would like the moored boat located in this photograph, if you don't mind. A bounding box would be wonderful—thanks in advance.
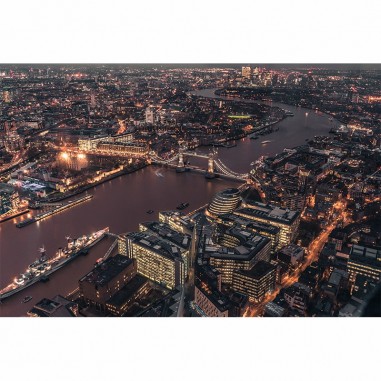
[0,227,109,301]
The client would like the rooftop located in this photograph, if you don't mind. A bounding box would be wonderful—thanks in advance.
[126,231,186,261]
[140,221,191,249]
[234,260,276,280]
[278,244,304,257]
[196,285,231,313]
[106,274,148,309]
[28,295,77,317]
[236,201,299,225]
[350,244,381,262]
[79,254,134,287]
[217,213,280,235]
[206,227,271,261]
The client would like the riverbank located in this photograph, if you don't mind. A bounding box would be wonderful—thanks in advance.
[212,87,346,126]
[42,161,149,203]
[0,209,29,224]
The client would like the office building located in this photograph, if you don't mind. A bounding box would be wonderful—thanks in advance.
[276,244,305,272]
[234,201,300,249]
[215,213,280,253]
[208,227,272,284]
[124,231,186,289]
[206,188,241,217]
[139,221,191,277]
[0,184,20,217]
[232,261,276,302]
[27,295,78,317]
[78,132,135,151]
[242,66,251,80]
[347,245,381,283]
[158,210,195,235]
[96,141,148,156]
[79,255,137,310]
[145,107,155,124]
[283,283,311,315]
[194,285,231,317]
[105,274,150,316]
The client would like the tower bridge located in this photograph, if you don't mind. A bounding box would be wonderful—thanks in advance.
[149,149,250,181]
[149,149,268,201]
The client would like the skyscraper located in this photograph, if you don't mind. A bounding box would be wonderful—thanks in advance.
[242,66,251,80]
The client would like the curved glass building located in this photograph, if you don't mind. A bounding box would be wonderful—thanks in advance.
[207,188,241,217]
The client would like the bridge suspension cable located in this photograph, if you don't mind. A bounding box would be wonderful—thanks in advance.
[214,159,248,179]
[149,153,179,164]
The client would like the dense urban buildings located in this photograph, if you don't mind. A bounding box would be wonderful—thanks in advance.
[0,64,380,318]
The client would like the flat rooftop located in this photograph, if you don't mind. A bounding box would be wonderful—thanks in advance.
[159,210,195,230]
[236,201,299,225]
[79,254,134,287]
[218,213,280,235]
[106,274,148,308]
[196,285,231,313]
[206,227,271,261]
[140,221,191,249]
[235,260,276,280]
[349,245,381,267]
[126,231,185,261]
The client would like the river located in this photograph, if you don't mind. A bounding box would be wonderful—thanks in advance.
[0,87,338,316]
[190,88,341,173]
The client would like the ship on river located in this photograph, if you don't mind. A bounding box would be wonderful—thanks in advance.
[16,194,93,228]
[0,227,109,301]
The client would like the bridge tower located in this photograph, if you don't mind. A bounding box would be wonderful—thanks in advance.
[178,151,184,167]
[205,153,216,179]
[176,149,186,173]
[208,154,214,174]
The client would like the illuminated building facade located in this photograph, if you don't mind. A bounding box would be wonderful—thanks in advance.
[234,201,300,249]
[195,264,222,292]
[208,228,271,284]
[194,286,231,317]
[242,66,251,80]
[206,188,241,217]
[139,221,191,277]
[276,244,305,272]
[105,274,150,316]
[0,184,20,217]
[215,213,280,253]
[347,245,381,283]
[232,261,276,302]
[78,132,135,151]
[283,284,310,315]
[145,107,155,124]
[79,255,137,311]
[97,141,148,156]
[124,231,185,289]
[158,210,195,235]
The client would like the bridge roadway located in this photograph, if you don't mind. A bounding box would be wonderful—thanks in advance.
[180,151,210,159]
[151,161,247,183]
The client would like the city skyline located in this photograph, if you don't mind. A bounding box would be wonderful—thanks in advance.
[1,64,380,317]
[1,1,380,380]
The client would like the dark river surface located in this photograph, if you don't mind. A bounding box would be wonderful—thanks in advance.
[0,88,340,316]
